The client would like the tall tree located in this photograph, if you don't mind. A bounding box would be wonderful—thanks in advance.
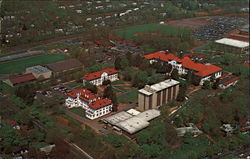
[114,56,122,70]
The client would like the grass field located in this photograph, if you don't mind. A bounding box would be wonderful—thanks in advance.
[116,24,191,40]
[117,89,138,104]
[0,54,66,74]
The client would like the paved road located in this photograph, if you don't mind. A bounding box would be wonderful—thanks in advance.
[65,140,94,159]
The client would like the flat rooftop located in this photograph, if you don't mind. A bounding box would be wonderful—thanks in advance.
[103,109,160,134]
[139,79,179,95]
[215,38,249,48]
[103,111,133,125]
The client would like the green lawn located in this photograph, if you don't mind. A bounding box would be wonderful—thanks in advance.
[69,107,86,117]
[111,80,124,85]
[117,89,138,104]
[66,81,83,89]
[0,54,66,74]
[116,24,191,40]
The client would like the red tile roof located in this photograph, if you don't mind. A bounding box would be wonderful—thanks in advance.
[220,75,239,86]
[82,68,119,81]
[143,51,222,77]
[9,73,36,85]
[88,98,112,110]
[67,88,97,103]
[143,51,182,63]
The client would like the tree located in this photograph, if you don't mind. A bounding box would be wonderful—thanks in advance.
[85,82,97,94]
[103,80,111,85]
[202,80,211,89]
[103,85,113,99]
[177,82,187,102]
[132,70,148,88]
[114,56,122,70]
[15,83,36,105]
[212,78,220,89]
[103,85,118,111]
[192,76,201,86]
[0,125,20,150]
[141,144,161,158]
[120,58,129,70]
[171,68,179,80]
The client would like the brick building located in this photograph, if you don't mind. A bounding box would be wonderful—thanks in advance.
[138,79,180,111]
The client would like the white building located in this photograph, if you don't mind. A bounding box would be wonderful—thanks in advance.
[86,99,113,120]
[215,38,249,53]
[103,109,160,134]
[82,68,119,86]
[143,51,223,85]
[65,88,113,120]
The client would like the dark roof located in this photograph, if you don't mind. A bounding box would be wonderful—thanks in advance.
[9,73,36,85]
[45,59,83,72]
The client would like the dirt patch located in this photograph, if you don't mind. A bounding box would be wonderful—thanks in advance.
[117,103,127,111]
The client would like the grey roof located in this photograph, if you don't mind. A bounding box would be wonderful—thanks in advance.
[103,109,160,134]
[26,65,51,74]
[103,111,133,125]
[45,58,83,72]
[139,79,179,95]
[40,144,55,153]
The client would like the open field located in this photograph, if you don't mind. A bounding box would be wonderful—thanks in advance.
[117,89,138,104]
[116,24,191,40]
[0,54,66,74]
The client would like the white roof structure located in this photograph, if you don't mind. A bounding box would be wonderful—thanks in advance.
[215,38,249,48]
[116,117,149,134]
[126,109,141,116]
[103,109,160,134]
[26,65,52,74]
[136,109,161,121]
[103,111,133,125]
[139,79,180,96]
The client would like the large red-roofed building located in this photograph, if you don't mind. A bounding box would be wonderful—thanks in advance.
[65,88,113,120]
[82,68,119,86]
[143,51,223,85]
[4,73,36,87]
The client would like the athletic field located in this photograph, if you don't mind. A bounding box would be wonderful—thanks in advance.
[116,24,191,40]
[0,54,66,74]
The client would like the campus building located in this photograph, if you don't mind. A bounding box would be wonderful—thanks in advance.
[65,88,112,120]
[138,79,180,111]
[102,109,160,135]
[82,68,119,86]
[26,65,52,79]
[45,59,83,77]
[3,73,36,87]
[215,38,249,53]
[143,51,222,85]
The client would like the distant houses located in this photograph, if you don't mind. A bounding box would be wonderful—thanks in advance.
[82,68,119,86]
